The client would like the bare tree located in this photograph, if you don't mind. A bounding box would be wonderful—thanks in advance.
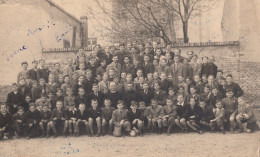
[87,0,217,44]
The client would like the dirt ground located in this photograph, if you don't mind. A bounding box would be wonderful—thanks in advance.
[0,132,259,157]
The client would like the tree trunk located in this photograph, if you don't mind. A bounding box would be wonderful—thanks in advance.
[182,21,189,43]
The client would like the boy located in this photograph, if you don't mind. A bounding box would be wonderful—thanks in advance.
[35,93,51,111]
[37,59,49,82]
[84,69,96,94]
[6,83,23,115]
[175,94,189,132]
[29,60,38,81]
[31,80,41,101]
[39,105,52,137]
[186,86,200,105]
[64,88,75,110]
[55,88,64,104]
[199,100,215,131]
[88,99,102,136]
[160,98,177,135]
[76,63,86,76]
[200,85,211,106]
[138,81,154,106]
[222,89,238,133]
[127,101,144,136]
[47,91,56,110]
[112,100,131,137]
[74,87,88,108]
[122,56,135,77]
[18,78,31,98]
[39,78,47,94]
[48,100,68,137]
[25,102,41,139]
[96,59,107,80]
[104,82,122,108]
[76,103,89,136]
[0,104,12,140]
[101,99,115,135]
[192,74,204,94]
[147,99,163,134]
[143,55,154,77]
[226,74,244,98]
[98,73,109,94]
[159,72,172,92]
[53,63,63,82]
[106,55,121,78]
[74,75,85,96]
[21,95,32,113]
[139,101,150,134]
[122,82,139,108]
[17,61,29,83]
[210,101,225,134]
[46,74,58,94]
[153,82,167,106]
[88,83,104,108]
[208,86,224,109]
[235,97,257,133]
[67,105,78,136]
[61,75,72,96]
[186,98,203,134]
[13,106,26,138]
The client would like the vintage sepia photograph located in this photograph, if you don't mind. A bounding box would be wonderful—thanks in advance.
[0,0,259,156]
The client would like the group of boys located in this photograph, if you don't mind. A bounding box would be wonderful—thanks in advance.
[0,42,257,140]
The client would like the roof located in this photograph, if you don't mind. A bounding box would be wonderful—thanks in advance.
[45,0,82,24]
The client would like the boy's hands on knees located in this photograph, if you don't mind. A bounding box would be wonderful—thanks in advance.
[210,119,215,123]
[120,120,125,126]
[132,119,138,124]
[163,115,169,118]
[29,123,33,127]
[243,114,249,119]
[13,104,17,108]
[53,117,57,121]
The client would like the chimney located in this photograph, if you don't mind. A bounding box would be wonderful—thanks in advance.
[80,16,88,48]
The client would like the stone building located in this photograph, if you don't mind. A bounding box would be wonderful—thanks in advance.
[0,0,88,84]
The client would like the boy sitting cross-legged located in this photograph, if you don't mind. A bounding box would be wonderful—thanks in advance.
[127,101,144,136]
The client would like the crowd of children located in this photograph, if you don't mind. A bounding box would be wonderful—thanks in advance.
[0,41,258,140]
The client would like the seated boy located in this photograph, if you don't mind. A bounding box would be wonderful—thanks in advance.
[6,83,23,115]
[127,101,144,136]
[39,105,52,137]
[25,102,41,139]
[35,93,51,111]
[140,103,150,132]
[76,103,89,136]
[67,105,78,136]
[186,98,203,134]
[236,97,257,133]
[101,99,115,135]
[112,100,131,137]
[13,106,27,138]
[88,99,102,137]
[175,94,189,133]
[147,99,163,134]
[199,100,215,131]
[0,104,12,140]
[159,98,177,135]
[222,89,238,133]
[48,100,68,138]
[210,101,225,134]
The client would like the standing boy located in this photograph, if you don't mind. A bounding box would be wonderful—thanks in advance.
[88,99,102,137]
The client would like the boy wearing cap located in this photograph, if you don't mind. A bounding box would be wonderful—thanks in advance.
[127,101,144,136]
